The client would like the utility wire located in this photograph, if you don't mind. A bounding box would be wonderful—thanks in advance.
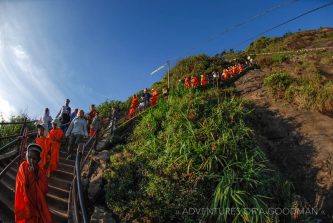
[167,0,299,62]
[189,0,299,51]
[239,1,333,46]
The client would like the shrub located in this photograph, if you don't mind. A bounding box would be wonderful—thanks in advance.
[271,54,289,63]
[263,72,294,97]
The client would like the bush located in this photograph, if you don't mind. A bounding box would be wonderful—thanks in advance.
[264,72,294,97]
[265,72,333,114]
[271,54,289,63]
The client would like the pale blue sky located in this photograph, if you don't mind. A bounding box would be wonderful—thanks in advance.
[0,0,332,119]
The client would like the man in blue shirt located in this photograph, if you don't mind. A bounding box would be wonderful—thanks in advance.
[71,108,78,120]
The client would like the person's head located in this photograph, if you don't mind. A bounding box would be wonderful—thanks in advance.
[26,143,42,168]
[65,99,70,106]
[45,108,49,115]
[37,124,45,136]
[90,104,96,111]
[74,108,78,113]
[144,88,147,93]
[78,109,84,118]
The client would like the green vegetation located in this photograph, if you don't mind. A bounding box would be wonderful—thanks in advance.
[0,114,34,149]
[97,100,127,119]
[264,72,333,113]
[104,86,301,222]
[101,28,333,222]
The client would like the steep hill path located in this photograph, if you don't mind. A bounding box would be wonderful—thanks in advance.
[234,68,333,218]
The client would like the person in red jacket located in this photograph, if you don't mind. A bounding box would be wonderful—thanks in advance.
[191,76,199,87]
[200,74,208,86]
[15,143,52,223]
[47,119,64,173]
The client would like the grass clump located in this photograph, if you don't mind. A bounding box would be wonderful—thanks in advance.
[264,72,333,114]
[104,87,299,223]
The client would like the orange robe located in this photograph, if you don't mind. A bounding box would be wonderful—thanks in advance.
[184,77,191,89]
[222,69,228,80]
[200,75,208,86]
[128,107,136,118]
[47,128,64,172]
[35,137,51,173]
[131,96,139,107]
[151,90,158,106]
[15,160,52,223]
[129,96,139,118]
[191,76,199,87]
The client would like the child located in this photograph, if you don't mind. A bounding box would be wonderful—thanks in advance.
[15,143,52,223]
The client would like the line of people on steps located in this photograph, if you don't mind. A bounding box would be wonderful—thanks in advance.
[14,99,103,222]
[179,63,245,89]
[128,88,159,118]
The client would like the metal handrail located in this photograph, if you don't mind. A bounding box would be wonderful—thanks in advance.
[0,126,30,180]
[0,155,20,180]
[0,120,36,125]
[75,143,89,223]
[0,138,20,154]
[71,116,117,223]
[0,131,37,154]
[0,133,21,140]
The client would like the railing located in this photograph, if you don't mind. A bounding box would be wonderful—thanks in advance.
[70,116,117,223]
[0,118,36,180]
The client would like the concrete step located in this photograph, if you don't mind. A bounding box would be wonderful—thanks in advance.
[46,193,69,213]
[49,175,72,191]
[50,207,69,223]
[58,162,74,173]
[51,169,74,182]
[0,190,14,215]
[48,185,70,200]
[59,157,75,166]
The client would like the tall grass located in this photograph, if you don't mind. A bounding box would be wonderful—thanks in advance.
[104,87,300,222]
[264,72,333,113]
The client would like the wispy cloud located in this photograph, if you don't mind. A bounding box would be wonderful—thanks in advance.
[0,3,65,119]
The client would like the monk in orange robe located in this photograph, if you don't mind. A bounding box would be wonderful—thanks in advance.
[222,69,228,80]
[128,95,139,118]
[131,95,139,107]
[150,88,158,106]
[15,143,52,223]
[200,74,208,86]
[184,76,191,89]
[47,120,64,173]
[35,125,51,175]
[191,76,199,87]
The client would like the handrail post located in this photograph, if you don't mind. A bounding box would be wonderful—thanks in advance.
[75,143,89,223]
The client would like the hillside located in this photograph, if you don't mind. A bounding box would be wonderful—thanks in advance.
[102,28,333,222]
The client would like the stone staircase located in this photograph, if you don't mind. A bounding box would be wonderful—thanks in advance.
[0,149,75,223]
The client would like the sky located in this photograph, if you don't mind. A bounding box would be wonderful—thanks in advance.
[0,0,332,120]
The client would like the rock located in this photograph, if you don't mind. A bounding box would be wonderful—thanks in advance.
[88,170,104,203]
[95,150,110,162]
[90,206,116,223]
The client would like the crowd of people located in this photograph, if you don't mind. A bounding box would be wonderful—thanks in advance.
[14,98,103,222]
[127,63,246,119]
[128,88,160,118]
[179,63,245,89]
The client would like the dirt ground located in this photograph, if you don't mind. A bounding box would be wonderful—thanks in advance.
[234,69,333,220]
